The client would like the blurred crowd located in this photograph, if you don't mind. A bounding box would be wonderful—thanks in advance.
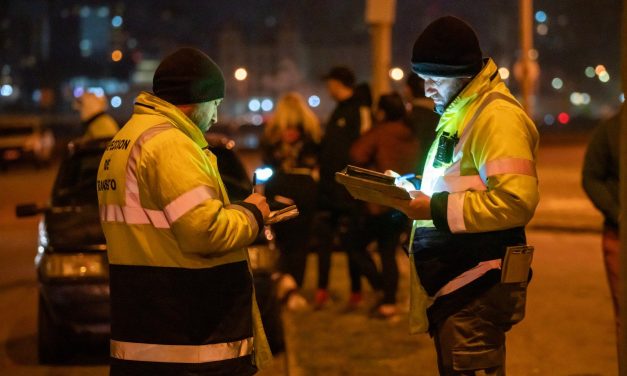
[260,65,439,319]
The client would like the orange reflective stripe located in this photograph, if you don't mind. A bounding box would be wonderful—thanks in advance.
[110,337,254,364]
[164,185,217,223]
[447,191,467,233]
[479,157,537,182]
[434,259,501,298]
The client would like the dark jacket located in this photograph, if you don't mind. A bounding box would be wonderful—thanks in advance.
[582,111,621,229]
[319,95,369,211]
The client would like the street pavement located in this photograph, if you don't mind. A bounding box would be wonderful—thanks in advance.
[0,137,619,375]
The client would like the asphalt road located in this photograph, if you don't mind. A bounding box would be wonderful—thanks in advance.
[0,139,617,375]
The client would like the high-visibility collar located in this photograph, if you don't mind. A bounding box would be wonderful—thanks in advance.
[133,91,209,150]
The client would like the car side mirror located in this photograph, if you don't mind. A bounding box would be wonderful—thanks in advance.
[16,203,44,217]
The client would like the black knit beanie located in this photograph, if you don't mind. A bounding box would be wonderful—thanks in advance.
[153,47,225,104]
[411,16,483,78]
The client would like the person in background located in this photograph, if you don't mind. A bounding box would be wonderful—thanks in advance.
[582,107,621,349]
[315,65,372,310]
[97,47,271,375]
[74,92,119,141]
[404,74,440,176]
[349,92,420,319]
[389,16,539,375]
[261,92,321,311]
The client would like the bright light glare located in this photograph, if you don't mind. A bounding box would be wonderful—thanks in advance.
[570,92,583,106]
[308,95,320,107]
[111,96,122,108]
[551,78,563,90]
[261,99,273,112]
[234,68,248,81]
[111,50,123,62]
[389,68,404,81]
[620,93,625,103]
[599,71,610,83]
[498,67,510,80]
[254,167,274,183]
[248,99,261,112]
[535,10,547,23]
[0,84,13,96]
[112,16,123,27]
[595,65,606,75]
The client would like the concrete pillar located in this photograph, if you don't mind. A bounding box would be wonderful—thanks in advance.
[365,0,396,103]
[516,0,537,117]
[619,2,627,374]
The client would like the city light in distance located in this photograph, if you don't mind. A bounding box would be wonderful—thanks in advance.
[248,99,261,112]
[557,112,570,124]
[0,84,13,97]
[498,67,510,80]
[111,96,122,108]
[389,67,404,81]
[551,77,563,90]
[234,68,248,81]
[570,92,591,106]
[308,95,320,107]
[620,93,625,103]
[251,114,263,125]
[261,99,274,112]
[112,16,123,28]
[598,71,610,83]
[536,24,548,35]
[535,10,547,23]
[585,67,596,78]
[595,65,606,75]
[111,50,123,62]
[543,114,555,125]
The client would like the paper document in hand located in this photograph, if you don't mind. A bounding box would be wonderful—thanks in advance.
[265,205,299,225]
[335,166,412,208]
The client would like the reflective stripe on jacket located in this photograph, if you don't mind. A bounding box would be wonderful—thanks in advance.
[97,91,271,373]
[408,59,539,334]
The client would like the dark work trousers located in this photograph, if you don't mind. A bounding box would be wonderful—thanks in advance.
[433,282,528,376]
[313,209,362,292]
[265,173,317,287]
[345,208,406,304]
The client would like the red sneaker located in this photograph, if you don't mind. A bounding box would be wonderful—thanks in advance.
[346,292,363,310]
[314,289,329,310]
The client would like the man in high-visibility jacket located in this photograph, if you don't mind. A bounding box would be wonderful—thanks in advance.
[389,17,540,375]
[97,47,272,375]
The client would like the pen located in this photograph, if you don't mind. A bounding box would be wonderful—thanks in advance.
[252,172,257,193]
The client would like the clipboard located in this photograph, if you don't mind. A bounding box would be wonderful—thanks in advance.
[335,165,412,207]
[265,204,299,225]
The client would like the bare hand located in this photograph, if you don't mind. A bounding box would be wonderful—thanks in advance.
[390,190,432,220]
[244,193,270,219]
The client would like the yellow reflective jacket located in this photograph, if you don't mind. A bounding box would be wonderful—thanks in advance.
[83,112,119,141]
[408,59,539,334]
[97,92,271,372]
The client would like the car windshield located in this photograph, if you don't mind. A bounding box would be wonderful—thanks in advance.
[52,150,103,206]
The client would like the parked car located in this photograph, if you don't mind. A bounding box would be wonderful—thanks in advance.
[16,136,284,363]
[0,115,55,169]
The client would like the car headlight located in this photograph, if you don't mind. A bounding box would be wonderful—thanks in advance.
[41,253,108,279]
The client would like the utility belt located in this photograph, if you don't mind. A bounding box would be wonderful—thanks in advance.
[410,226,532,298]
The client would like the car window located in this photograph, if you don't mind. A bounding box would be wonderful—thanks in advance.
[52,151,103,206]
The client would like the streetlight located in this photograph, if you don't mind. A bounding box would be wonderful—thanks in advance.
[234,67,248,81]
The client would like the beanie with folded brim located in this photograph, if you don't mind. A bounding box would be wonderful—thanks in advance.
[153,47,225,105]
[411,16,483,78]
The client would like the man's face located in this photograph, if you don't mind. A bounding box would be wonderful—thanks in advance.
[189,99,222,133]
[325,79,344,101]
[418,74,469,114]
